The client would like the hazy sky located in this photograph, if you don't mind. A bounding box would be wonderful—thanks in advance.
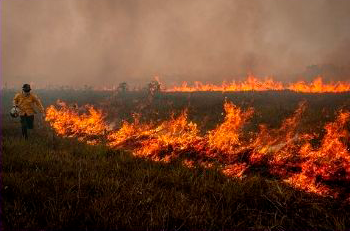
[2,0,350,87]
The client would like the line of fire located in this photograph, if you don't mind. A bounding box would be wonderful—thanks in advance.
[44,78,350,200]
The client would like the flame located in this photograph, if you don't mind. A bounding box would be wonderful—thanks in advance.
[45,101,108,143]
[248,102,307,168]
[134,111,200,161]
[288,77,350,93]
[285,110,350,196]
[207,101,253,156]
[167,75,284,92]
[107,113,153,148]
[166,75,350,93]
[46,100,350,199]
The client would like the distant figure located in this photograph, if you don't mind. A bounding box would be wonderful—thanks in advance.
[12,84,45,139]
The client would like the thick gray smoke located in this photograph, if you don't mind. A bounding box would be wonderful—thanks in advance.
[2,0,350,88]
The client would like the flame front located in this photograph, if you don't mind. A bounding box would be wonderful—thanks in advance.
[166,76,350,93]
[288,77,350,93]
[46,100,350,199]
[45,101,108,144]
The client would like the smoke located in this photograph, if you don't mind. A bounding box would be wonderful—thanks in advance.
[2,0,350,88]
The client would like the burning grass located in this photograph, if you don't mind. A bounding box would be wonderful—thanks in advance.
[45,98,350,200]
[2,118,350,230]
[166,76,350,93]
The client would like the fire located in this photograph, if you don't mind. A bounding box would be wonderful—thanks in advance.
[107,113,153,148]
[207,101,253,156]
[46,100,350,199]
[285,110,350,196]
[166,75,350,93]
[45,101,108,144]
[248,102,307,169]
[288,77,350,93]
[134,111,201,161]
[108,110,201,161]
[167,75,284,92]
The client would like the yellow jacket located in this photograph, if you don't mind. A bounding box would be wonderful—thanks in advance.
[13,92,45,116]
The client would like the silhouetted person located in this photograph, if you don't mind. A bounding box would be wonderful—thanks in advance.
[13,84,45,139]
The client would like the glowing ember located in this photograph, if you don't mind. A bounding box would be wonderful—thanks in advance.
[222,163,248,178]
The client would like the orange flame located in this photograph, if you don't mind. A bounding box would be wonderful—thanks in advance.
[107,113,153,148]
[285,110,350,196]
[166,75,350,93]
[45,101,108,144]
[207,101,254,156]
[134,111,201,161]
[288,77,350,93]
[46,100,350,199]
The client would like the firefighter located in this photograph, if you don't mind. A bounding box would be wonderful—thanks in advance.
[12,84,45,139]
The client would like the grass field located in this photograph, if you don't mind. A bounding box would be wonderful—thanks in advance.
[2,90,350,230]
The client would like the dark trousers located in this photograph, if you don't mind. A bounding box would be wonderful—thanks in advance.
[20,115,34,139]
